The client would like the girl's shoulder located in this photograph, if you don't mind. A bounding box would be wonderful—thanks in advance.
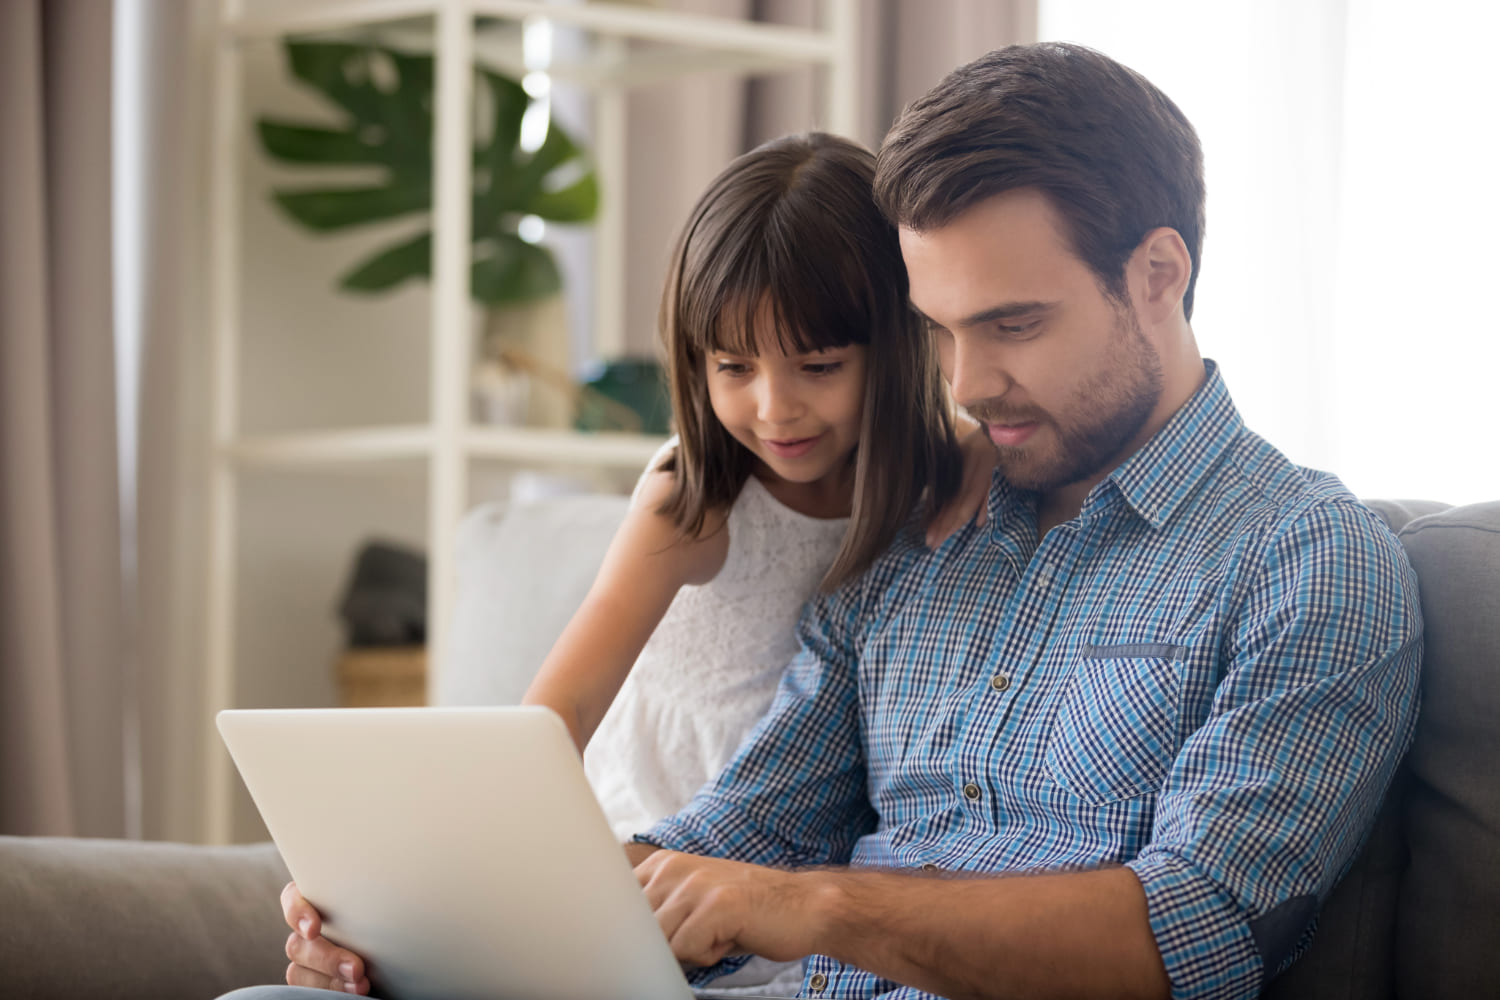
[626,466,731,587]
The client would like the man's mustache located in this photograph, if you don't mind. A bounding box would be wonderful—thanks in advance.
[965,401,1049,426]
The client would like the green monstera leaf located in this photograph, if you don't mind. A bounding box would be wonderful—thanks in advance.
[256,39,598,305]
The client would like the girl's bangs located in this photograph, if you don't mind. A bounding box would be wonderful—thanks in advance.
[685,233,876,360]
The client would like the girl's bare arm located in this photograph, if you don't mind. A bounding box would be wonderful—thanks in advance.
[522,470,729,752]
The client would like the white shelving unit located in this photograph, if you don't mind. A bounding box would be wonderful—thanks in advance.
[203,0,859,843]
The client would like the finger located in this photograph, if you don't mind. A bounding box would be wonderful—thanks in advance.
[666,905,736,968]
[286,958,371,995]
[285,928,368,989]
[648,876,728,968]
[650,886,690,943]
[280,881,322,939]
[633,848,675,893]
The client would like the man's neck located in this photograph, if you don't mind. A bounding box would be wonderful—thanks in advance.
[1035,354,1208,537]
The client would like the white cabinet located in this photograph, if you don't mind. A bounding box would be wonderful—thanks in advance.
[202,0,859,840]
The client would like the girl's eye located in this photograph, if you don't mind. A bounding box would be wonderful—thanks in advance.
[802,362,843,376]
[714,361,750,376]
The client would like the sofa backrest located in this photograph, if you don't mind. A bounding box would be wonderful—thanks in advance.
[438,495,629,708]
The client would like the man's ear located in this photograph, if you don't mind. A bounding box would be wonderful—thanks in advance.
[1130,227,1192,324]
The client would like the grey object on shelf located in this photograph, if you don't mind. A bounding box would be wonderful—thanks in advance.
[337,540,428,646]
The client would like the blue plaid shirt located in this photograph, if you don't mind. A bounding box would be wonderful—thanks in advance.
[642,362,1422,1000]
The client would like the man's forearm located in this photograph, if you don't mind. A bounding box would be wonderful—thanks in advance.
[800,864,1169,1000]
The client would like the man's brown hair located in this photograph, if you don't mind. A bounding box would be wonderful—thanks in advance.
[659,132,961,590]
[875,42,1207,317]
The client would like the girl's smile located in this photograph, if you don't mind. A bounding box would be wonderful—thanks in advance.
[762,433,824,459]
[705,327,867,517]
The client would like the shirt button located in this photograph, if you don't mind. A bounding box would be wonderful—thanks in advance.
[920,862,940,872]
[809,973,829,992]
[989,672,1011,692]
[963,782,982,801]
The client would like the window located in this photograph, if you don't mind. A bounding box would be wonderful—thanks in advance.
[1039,0,1499,504]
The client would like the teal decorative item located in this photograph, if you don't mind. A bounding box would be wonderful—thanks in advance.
[575,359,670,435]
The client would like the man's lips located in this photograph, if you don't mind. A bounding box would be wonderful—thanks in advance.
[987,421,1039,447]
[763,434,822,458]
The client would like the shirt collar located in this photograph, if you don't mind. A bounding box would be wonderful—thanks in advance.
[1094,359,1243,530]
[982,359,1244,536]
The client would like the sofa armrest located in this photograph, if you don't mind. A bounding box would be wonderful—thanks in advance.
[0,836,290,1000]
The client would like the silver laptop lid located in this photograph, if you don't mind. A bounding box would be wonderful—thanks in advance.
[218,706,695,1000]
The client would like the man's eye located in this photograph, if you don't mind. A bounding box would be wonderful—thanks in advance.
[998,321,1039,337]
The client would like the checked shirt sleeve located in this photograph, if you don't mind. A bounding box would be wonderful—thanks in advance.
[638,579,879,868]
[635,580,880,988]
[1128,499,1422,999]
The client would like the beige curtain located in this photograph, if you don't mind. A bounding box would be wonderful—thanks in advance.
[128,0,218,844]
[620,0,1037,355]
[0,0,128,837]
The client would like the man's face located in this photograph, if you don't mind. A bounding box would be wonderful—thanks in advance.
[900,188,1163,495]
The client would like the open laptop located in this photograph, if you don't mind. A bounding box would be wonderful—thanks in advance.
[217,706,798,1000]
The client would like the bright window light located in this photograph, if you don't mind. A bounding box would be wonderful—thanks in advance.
[1038,0,1500,504]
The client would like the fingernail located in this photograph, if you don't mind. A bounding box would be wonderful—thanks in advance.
[339,962,355,980]
[299,916,313,937]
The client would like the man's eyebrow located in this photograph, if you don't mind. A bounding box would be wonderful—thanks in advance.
[909,300,1057,329]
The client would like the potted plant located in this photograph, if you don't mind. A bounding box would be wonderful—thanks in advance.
[255,38,599,427]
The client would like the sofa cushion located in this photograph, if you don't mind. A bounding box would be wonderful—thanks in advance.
[437,495,629,707]
[0,836,291,1000]
[1392,500,1500,998]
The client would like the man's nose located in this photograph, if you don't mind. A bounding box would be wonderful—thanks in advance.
[946,337,1012,412]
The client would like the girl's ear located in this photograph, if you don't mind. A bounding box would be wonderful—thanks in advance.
[1131,227,1192,324]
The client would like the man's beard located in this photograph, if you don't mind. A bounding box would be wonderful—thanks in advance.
[968,306,1164,494]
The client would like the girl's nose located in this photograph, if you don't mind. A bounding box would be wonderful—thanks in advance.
[757,376,803,425]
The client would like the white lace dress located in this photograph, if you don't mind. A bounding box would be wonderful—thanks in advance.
[584,465,847,993]
[584,471,849,841]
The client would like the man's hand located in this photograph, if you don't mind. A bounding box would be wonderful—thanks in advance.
[926,417,996,547]
[634,850,824,968]
[280,881,371,995]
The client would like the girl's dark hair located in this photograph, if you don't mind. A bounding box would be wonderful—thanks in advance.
[658,132,960,590]
[875,42,1206,318]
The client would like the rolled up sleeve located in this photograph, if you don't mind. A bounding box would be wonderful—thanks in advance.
[1128,500,1422,998]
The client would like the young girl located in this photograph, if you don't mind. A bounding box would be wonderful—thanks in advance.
[523,133,967,851]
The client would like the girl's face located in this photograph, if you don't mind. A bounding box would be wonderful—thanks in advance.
[705,322,867,512]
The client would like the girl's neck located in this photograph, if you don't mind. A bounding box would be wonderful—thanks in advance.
[750,459,855,520]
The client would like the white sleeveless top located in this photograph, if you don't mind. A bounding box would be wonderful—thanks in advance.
[583,468,849,842]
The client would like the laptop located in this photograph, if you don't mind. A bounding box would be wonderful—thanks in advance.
[217,706,797,1000]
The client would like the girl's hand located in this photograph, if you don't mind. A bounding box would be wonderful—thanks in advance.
[281,880,371,994]
[925,419,995,548]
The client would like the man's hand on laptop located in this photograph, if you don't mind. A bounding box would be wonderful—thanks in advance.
[280,880,372,995]
[634,850,822,967]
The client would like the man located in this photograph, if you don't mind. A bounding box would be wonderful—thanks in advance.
[279,43,1420,1000]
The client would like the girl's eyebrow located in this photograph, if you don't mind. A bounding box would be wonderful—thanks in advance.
[910,300,1057,329]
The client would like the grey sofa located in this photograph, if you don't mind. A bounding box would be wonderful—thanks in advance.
[2,497,1495,1000]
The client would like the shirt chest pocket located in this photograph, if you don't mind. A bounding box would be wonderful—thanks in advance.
[1043,644,1185,805]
